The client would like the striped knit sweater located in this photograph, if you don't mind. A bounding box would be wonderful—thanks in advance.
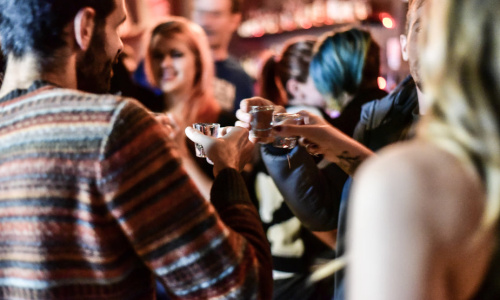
[0,81,272,299]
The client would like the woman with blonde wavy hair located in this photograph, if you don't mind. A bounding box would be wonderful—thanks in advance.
[347,0,500,299]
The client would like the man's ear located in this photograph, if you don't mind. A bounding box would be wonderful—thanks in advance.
[400,34,409,62]
[74,7,96,51]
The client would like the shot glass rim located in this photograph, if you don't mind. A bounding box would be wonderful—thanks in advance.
[249,105,274,112]
[192,122,221,127]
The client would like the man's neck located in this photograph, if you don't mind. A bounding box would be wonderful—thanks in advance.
[416,86,428,115]
[0,53,77,98]
[211,47,229,62]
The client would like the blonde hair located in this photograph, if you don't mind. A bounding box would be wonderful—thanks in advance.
[309,0,500,282]
[419,0,500,234]
[145,16,220,123]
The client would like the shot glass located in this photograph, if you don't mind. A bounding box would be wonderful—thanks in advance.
[249,105,274,144]
[272,113,303,149]
[192,123,220,158]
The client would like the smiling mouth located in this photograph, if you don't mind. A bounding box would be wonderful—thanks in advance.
[161,70,177,81]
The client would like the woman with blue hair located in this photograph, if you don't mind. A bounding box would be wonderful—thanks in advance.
[236,27,387,299]
[237,27,386,226]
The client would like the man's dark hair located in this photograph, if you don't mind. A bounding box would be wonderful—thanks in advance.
[230,0,243,14]
[0,0,115,61]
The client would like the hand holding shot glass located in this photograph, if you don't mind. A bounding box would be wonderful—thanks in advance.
[249,105,275,144]
[247,106,303,149]
[185,125,255,176]
[272,113,303,148]
[192,123,220,158]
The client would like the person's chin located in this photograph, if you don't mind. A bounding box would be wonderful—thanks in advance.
[161,83,177,94]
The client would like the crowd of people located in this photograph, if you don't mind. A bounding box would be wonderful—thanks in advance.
[0,0,498,299]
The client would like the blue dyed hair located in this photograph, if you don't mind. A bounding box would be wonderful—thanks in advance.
[0,0,115,62]
[310,28,377,109]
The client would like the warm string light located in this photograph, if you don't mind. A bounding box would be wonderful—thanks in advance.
[238,0,372,38]
[379,12,395,28]
[378,76,387,90]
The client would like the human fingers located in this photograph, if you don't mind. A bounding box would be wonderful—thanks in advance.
[273,105,287,114]
[239,97,276,113]
[185,126,215,146]
[272,124,331,146]
[235,120,251,130]
[235,109,252,124]
[220,126,239,136]
[296,110,325,125]
[220,126,256,169]
[220,126,249,141]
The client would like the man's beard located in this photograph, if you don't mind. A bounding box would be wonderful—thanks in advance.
[76,25,117,94]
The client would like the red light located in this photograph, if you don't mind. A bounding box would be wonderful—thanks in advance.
[379,13,395,29]
[378,77,387,90]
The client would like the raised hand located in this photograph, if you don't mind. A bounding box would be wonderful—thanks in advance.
[185,126,256,176]
[235,97,286,143]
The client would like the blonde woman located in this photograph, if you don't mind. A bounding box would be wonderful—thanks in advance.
[347,0,500,299]
[145,17,238,199]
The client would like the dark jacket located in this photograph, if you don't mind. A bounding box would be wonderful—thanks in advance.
[354,75,419,150]
[260,87,387,231]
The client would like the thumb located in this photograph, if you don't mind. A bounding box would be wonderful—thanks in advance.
[185,127,214,145]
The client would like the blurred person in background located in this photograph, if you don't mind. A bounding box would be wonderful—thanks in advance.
[237,27,387,299]
[145,17,238,200]
[257,1,428,295]
[348,0,500,298]
[259,37,326,116]
[239,28,387,230]
[250,37,336,300]
[354,0,425,151]
[192,0,254,114]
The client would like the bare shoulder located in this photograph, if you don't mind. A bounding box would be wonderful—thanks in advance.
[353,140,486,244]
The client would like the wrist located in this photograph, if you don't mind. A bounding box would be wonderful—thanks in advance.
[213,164,238,177]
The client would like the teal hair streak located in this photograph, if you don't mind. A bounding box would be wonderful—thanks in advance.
[310,28,371,111]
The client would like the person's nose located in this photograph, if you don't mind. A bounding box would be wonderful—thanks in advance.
[195,11,211,27]
[161,55,173,68]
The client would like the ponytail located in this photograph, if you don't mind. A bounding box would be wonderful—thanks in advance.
[259,55,288,106]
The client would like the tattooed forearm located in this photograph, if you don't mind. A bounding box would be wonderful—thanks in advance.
[337,151,363,175]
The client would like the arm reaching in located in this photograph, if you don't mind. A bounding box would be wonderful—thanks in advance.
[273,110,374,176]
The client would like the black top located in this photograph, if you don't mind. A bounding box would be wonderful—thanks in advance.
[214,57,254,114]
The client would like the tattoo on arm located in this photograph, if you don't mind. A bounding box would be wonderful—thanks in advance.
[337,151,363,175]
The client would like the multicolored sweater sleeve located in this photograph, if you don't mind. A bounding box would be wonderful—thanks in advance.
[97,99,272,299]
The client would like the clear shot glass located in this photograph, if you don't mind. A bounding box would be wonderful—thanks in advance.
[272,113,303,149]
[249,105,274,144]
[192,123,220,158]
